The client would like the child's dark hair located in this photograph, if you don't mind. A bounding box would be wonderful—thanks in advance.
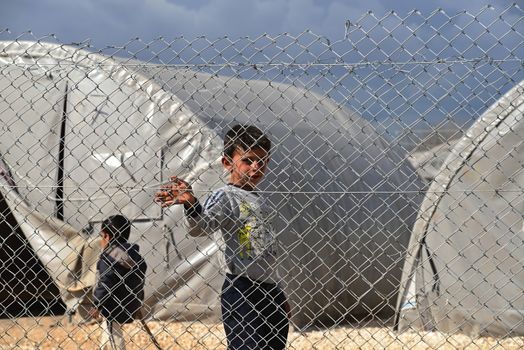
[223,124,271,158]
[101,215,131,243]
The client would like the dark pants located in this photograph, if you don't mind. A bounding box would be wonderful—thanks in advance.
[221,274,289,350]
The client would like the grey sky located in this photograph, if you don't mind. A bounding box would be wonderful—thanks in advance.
[1,0,520,133]
[0,0,514,47]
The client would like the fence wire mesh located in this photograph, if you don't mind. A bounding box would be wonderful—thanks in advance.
[0,4,523,350]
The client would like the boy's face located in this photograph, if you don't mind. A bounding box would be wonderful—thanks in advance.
[222,147,269,190]
[100,230,111,249]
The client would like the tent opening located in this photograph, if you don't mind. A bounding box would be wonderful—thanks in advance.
[0,191,66,318]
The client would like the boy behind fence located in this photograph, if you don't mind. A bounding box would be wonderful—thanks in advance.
[156,124,290,349]
[91,215,147,350]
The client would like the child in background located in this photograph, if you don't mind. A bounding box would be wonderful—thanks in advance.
[91,215,147,350]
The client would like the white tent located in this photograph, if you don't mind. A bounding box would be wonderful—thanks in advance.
[0,41,423,327]
[395,80,524,336]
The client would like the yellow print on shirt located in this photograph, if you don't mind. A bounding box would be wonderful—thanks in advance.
[238,225,253,259]
[239,201,251,215]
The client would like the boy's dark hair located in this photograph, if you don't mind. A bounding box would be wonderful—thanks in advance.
[101,215,131,243]
[223,124,271,158]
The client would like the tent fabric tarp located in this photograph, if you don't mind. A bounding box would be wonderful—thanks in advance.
[395,80,524,336]
[0,41,423,327]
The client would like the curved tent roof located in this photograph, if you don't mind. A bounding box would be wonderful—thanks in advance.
[0,41,423,327]
[395,79,524,336]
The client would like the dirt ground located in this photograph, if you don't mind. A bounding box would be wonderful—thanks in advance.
[1,316,524,350]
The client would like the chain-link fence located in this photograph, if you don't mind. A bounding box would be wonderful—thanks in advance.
[0,4,523,349]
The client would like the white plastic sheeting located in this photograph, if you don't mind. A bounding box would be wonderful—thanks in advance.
[0,41,423,327]
[395,80,524,336]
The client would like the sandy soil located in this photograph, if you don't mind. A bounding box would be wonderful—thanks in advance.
[1,316,524,350]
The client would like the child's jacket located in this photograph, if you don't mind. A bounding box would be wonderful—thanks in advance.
[93,242,147,324]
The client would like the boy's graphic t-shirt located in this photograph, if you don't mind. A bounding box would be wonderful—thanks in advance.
[186,184,281,285]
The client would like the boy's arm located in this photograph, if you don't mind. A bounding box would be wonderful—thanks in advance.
[185,189,232,237]
[92,257,116,309]
[154,176,233,237]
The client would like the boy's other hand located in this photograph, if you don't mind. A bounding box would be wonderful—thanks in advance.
[284,300,292,319]
[154,176,196,207]
[88,307,101,320]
